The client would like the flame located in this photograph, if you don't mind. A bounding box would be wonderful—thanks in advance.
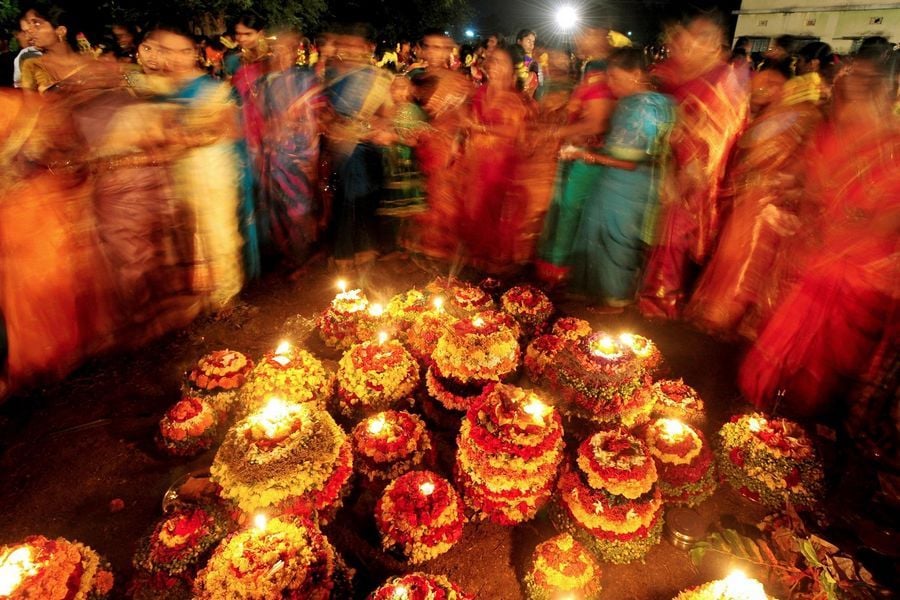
[523,396,550,425]
[748,417,764,433]
[275,340,291,355]
[254,398,293,439]
[719,570,767,599]
[393,585,409,599]
[0,546,38,596]
[336,279,348,293]
[433,296,444,311]
[367,414,387,435]
[253,513,268,532]
[419,481,435,496]
[369,303,384,318]
[660,418,686,440]
[378,331,389,345]
[472,316,485,328]
[619,333,635,346]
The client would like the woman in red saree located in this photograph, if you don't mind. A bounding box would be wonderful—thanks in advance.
[456,48,534,274]
[738,52,900,416]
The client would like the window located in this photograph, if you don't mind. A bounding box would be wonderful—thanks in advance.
[869,17,883,25]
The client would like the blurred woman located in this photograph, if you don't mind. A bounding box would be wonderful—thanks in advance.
[739,50,900,416]
[457,47,534,273]
[567,48,675,309]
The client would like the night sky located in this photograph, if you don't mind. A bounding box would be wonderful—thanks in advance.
[465,0,742,46]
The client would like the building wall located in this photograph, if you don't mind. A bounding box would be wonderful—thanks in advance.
[734,1,899,53]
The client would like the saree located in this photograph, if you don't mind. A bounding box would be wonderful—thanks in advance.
[637,61,749,318]
[569,92,675,303]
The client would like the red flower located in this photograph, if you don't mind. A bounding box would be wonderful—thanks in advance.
[785,467,801,488]
[729,447,745,467]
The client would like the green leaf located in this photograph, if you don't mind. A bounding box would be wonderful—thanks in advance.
[800,538,824,568]
[722,529,752,559]
[819,570,838,600]
[689,544,708,567]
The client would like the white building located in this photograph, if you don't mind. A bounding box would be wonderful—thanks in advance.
[733,1,900,54]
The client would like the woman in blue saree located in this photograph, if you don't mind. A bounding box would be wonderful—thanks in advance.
[567,48,674,309]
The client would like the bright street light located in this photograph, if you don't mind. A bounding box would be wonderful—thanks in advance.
[556,5,578,31]
[465,29,475,38]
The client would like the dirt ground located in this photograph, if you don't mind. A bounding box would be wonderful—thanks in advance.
[0,255,881,599]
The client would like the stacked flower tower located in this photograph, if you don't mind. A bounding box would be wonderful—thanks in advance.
[523,533,602,600]
[210,398,353,523]
[184,349,254,421]
[130,504,233,599]
[375,470,465,564]
[156,395,219,457]
[553,430,664,563]
[239,342,334,416]
[427,312,521,411]
[499,285,554,338]
[317,285,376,350]
[717,413,824,509]
[403,301,457,369]
[426,277,495,317]
[336,336,420,419]
[644,418,717,506]
[455,384,564,524]
[369,573,473,600]
[0,535,114,599]
[526,332,659,426]
[193,516,350,599]
[385,288,429,332]
[651,379,706,427]
[351,410,435,487]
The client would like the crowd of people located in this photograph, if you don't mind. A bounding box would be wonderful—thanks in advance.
[0,2,897,425]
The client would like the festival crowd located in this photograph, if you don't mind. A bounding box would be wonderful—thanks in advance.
[0,2,897,428]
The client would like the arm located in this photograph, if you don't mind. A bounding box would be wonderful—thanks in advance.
[553,96,614,143]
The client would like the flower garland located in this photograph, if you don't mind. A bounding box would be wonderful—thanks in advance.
[133,505,232,577]
[238,348,334,417]
[404,309,458,368]
[386,289,429,332]
[352,411,435,484]
[432,314,520,384]
[0,536,114,599]
[210,401,352,516]
[193,516,337,600]
[369,572,474,600]
[644,418,716,507]
[552,430,663,563]
[500,285,554,337]
[523,533,602,600]
[651,379,706,425]
[157,396,219,457]
[716,413,824,509]
[336,339,420,418]
[375,470,465,564]
[317,288,374,350]
[551,317,592,342]
[455,385,564,524]
[185,349,254,420]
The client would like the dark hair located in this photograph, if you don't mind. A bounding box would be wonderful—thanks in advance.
[734,36,749,49]
[421,27,448,43]
[607,47,647,71]
[336,22,374,43]
[797,41,832,63]
[19,1,81,51]
[774,34,795,51]
[516,29,535,43]
[145,21,196,43]
[229,12,266,33]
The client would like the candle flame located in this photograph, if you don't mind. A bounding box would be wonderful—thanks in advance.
[660,418,686,440]
[275,340,291,355]
[433,296,444,311]
[720,570,767,599]
[254,398,292,438]
[472,316,485,328]
[419,481,435,496]
[367,414,387,435]
[393,585,409,599]
[253,513,268,532]
[378,331,389,345]
[0,546,37,596]
[619,332,635,346]
[272,355,290,367]
[523,396,549,425]
[591,335,622,358]
[337,279,347,293]
[748,417,764,433]
[369,303,384,318]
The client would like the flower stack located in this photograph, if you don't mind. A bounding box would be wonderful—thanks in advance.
[553,430,663,563]
[351,410,435,486]
[428,278,496,317]
[455,384,564,524]
[210,398,353,522]
[185,349,254,421]
[644,418,716,506]
[619,333,663,376]
[0,536,114,599]
[375,470,465,564]
[523,533,602,600]
[317,287,373,350]
[717,413,824,509]
[529,331,657,426]
[386,289,429,332]
[500,285,554,337]
[674,571,773,600]
[336,337,419,419]
[651,379,706,427]
[426,313,521,411]
[157,396,219,457]
[238,342,334,416]
[369,573,473,600]
[130,504,232,599]
[193,516,343,599]
[404,305,457,369]
[552,317,593,341]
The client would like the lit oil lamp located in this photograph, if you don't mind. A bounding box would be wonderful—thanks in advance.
[472,316,485,328]
[369,303,384,318]
[718,570,767,600]
[271,340,292,367]
[433,296,444,313]
[248,397,301,442]
[378,331,389,345]
[253,512,268,532]
[367,413,388,436]
[0,545,38,596]
[393,585,409,599]
[523,395,550,426]
[748,416,765,433]
[590,335,623,360]
[419,481,435,496]
[337,279,347,294]
[620,332,653,358]
[659,418,687,443]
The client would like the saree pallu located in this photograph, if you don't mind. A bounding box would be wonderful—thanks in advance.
[738,123,900,416]
[259,66,323,265]
[686,100,823,337]
[569,92,675,303]
[638,62,749,318]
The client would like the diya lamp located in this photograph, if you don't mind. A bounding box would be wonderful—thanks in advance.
[523,394,551,427]
[718,570,768,600]
[269,340,293,368]
[659,418,688,444]
[619,333,651,358]
[0,545,37,596]
[589,334,624,361]
[247,397,302,443]
[433,296,445,313]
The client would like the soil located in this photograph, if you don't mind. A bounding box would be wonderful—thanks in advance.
[0,255,848,599]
